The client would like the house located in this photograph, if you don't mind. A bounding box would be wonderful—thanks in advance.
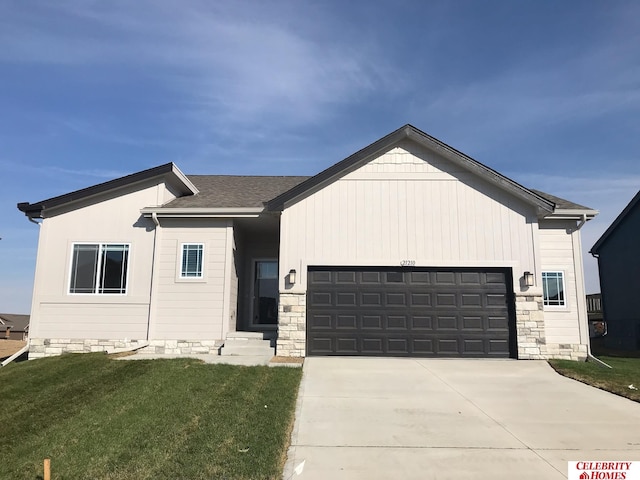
[0,313,29,341]
[590,190,640,351]
[17,125,597,360]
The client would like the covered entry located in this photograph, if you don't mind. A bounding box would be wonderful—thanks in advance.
[306,267,516,357]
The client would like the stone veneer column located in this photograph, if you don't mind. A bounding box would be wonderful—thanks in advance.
[515,293,588,361]
[277,292,306,357]
[515,293,547,359]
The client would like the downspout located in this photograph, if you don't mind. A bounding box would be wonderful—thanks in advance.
[146,212,160,341]
[586,250,611,368]
[1,343,29,367]
[573,213,605,363]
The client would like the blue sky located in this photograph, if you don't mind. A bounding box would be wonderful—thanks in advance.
[1,0,639,313]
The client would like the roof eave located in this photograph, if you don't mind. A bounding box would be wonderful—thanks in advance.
[141,207,266,218]
[267,124,555,213]
[543,209,599,220]
[17,162,198,219]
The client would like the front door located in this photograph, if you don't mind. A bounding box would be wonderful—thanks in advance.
[252,260,278,327]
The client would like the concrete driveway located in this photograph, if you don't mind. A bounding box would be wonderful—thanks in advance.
[283,358,640,480]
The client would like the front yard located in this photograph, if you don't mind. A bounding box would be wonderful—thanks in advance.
[549,356,640,403]
[0,353,302,480]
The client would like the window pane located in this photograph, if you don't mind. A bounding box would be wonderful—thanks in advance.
[70,244,99,293]
[542,272,565,306]
[181,244,203,277]
[257,261,278,279]
[99,244,129,294]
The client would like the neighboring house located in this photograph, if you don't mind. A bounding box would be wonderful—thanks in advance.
[590,190,640,351]
[0,313,30,340]
[17,125,597,360]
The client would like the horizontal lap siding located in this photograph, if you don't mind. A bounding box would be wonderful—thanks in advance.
[30,180,173,339]
[539,220,580,344]
[280,142,537,290]
[37,303,149,339]
[152,220,229,340]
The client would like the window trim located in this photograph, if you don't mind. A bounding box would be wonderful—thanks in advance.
[178,243,205,281]
[542,270,567,309]
[68,242,131,295]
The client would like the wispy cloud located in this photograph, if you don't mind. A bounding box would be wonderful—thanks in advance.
[0,1,402,130]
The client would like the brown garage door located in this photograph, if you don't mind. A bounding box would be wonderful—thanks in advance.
[306,267,516,357]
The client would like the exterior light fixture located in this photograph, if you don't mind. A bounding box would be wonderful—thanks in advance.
[523,271,534,287]
[288,269,297,285]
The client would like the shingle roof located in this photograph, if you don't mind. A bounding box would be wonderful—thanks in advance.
[529,189,594,211]
[0,314,30,332]
[163,175,310,208]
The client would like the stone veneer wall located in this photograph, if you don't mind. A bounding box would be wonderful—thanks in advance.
[515,293,587,361]
[277,292,306,357]
[28,338,222,359]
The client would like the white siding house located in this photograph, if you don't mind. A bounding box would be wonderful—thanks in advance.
[18,125,597,360]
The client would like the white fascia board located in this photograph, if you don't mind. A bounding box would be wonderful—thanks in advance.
[169,164,199,195]
[141,207,264,218]
[543,209,599,220]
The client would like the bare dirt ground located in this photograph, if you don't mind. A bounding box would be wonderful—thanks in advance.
[0,340,27,359]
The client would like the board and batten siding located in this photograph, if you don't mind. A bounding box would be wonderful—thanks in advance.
[150,219,232,341]
[538,220,588,345]
[30,180,177,339]
[279,142,540,292]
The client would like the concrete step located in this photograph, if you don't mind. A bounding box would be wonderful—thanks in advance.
[226,331,267,340]
[220,344,275,356]
[220,331,275,356]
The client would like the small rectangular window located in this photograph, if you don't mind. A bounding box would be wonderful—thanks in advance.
[70,243,129,294]
[181,244,204,278]
[542,271,566,307]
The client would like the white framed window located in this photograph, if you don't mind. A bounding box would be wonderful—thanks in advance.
[180,243,204,278]
[542,271,566,307]
[69,243,130,294]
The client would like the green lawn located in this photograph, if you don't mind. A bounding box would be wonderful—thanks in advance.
[549,356,640,403]
[0,353,302,480]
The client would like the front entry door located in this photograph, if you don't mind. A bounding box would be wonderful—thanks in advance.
[252,260,278,327]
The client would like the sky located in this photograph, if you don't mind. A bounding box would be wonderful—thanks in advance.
[1,0,639,314]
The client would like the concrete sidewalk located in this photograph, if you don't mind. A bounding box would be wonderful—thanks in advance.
[284,358,640,480]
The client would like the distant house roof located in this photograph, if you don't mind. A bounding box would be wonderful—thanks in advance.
[590,190,640,255]
[0,314,30,332]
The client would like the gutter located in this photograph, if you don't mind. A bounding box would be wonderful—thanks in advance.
[1,342,29,367]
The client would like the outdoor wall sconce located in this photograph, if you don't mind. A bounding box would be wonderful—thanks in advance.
[288,269,297,285]
[523,271,534,287]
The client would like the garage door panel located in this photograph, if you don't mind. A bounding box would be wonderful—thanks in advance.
[412,316,434,330]
[436,293,456,306]
[336,338,358,353]
[462,316,483,330]
[436,316,458,329]
[309,314,332,329]
[385,292,407,306]
[388,338,409,353]
[307,267,515,357]
[387,316,408,329]
[336,315,357,329]
[310,292,332,306]
[336,271,357,283]
[362,315,383,329]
